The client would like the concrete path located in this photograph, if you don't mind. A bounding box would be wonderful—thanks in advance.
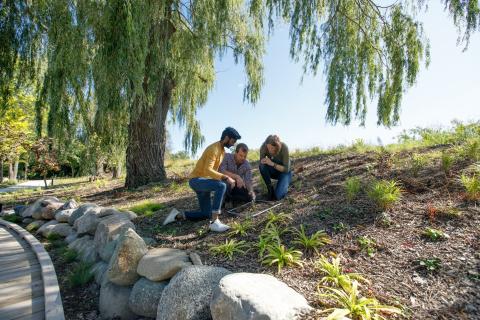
[0,180,51,193]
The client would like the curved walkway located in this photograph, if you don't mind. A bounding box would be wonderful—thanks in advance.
[0,220,64,320]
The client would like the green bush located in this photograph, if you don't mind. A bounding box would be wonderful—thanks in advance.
[344,177,361,202]
[367,180,402,210]
[460,173,480,200]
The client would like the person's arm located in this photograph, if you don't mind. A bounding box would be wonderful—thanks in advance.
[204,147,226,180]
[244,162,254,193]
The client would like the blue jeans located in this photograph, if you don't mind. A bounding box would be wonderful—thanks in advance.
[184,178,227,220]
[259,164,292,200]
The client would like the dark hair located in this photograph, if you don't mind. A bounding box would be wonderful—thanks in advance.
[235,143,249,153]
[221,127,241,140]
[265,135,281,152]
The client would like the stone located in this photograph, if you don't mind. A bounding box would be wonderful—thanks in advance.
[22,197,62,219]
[99,281,136,320]
[68,235,98,264]
[22,218,34,225]
[137,248,192,282]
[156,265,231,320]
[54,209,75,223]
[26,220,47,232]
[94,215,135,255]
[99,239,118,263]
[129,277,168,318]
[46,223,74,238]
[107,228,147,286]
[189,252,203,265]
[210,273,312,320]
[68,203,98,226]
[59,199,79,210]
[100,207,137,220]
[37,220,59,237]
[65,233,78,244]
[73,206,104,235]
[14,205,27,216]
[142,237,157,246]
[91,261,108,285]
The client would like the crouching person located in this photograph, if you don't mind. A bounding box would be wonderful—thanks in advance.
[162,127,240,232]
[219,143,255,207]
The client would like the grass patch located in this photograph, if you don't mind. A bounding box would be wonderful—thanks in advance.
[128,200,165,217]
[367,179,402,210]
[344,176,361,202]
[60,247,78,263]
[2,214,22,224]
[67,262,94,287]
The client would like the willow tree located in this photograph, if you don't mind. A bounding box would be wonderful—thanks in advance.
[1,0,478,188]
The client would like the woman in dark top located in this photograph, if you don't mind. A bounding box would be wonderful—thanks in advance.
[259,135,292,200]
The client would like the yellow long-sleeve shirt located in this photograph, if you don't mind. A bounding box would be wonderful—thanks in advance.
[189,141,226,180]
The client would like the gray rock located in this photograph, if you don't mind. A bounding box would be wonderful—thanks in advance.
[65,233,78,244]
[73,206,104,235]
[26,220,47,232]
[210,273,312,320]
[107,228,147,286]
[46,223,74,238]
[0,209,15,217]
[55,209,75,223]
[60,199,79,210]
[94,215,135,255]
[22,197,62,219]
[37,220,59,237]
[142,237,157,246]
[68,203,98,226]
[68,235,98,264]
[99,207,135,219]
[22,218,34,225]
[99,281,136,320]
[91,261,108,285]
[189,252,203,265]
[156,265,231,320]
[137,248,191,282]
[129,277,168,318]
[14,205,27,216]
[99,239,118,263]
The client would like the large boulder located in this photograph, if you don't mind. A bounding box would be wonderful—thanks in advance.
[65,233,78,244]
[68,203,98,226]
[107,228,147,286]
[54,209,75,223]
[99,239,118,263]
[129,277,168,318]
[22,218,34,225]
[45,223,74,238]
[99,281,136,320]
[37,220,59,237]
[22,197,62,219]
[26,220,47,232]
[68,235,98,264]
[91,261,109,285]
[14,205,27,216]
[100,207,137,220]
[156,265,231,320]
[94,215,135,254]
[59,199,78,210]
[210,273,312,320]
[137,248,192,282]
[73,206,104,235]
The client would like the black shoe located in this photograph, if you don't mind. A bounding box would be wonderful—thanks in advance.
[267,185,276,201]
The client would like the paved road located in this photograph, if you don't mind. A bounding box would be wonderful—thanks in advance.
[0,180,51,193]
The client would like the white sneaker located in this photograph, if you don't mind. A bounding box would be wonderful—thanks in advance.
[163,208,180,226]
[209,219,230,232]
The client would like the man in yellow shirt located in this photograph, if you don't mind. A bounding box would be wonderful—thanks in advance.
[163,127,240,232]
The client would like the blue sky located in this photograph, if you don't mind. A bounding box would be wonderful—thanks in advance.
[168,2,480,155]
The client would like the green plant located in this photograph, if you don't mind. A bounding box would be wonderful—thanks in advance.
[315,256,368,291]
[46,233,62,241]
[209,239,249,260]
[318,281,403,320]
[261,224,290,243]
[357,236,377,257]
[440,151,455,174]
[422,227,449,241]
[410,154,428,177]
[61,247,78,263]
[2,214,22,223]
[419,258,441,272]
[333,222,348,233]
[292,225,331,254]
[228,217,253,237]
[460,173,480,200]
[68,262,94,287]
[128,201,165,217]
[462,139,480,161]
[262,243,303,273]
[265,211,292,227]
[316,208,333,219]
[367,180,402,210]
[345,177,362,202]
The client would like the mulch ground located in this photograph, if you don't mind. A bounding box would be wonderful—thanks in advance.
[7,146,480,319]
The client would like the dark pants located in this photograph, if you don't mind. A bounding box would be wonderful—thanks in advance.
[225,186,253,206]
[259,164,292,200]
[184,178,226,221]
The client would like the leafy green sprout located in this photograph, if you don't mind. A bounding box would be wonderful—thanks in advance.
[367,180,402,210]
[265,211,292,228]
[209,239,249,260]
[314,255,369,292]
[345,177,362,202]
[261,224,291,243]
[318,281,403,320]
[357,236,377,257]
[422,227,449,241]
[460,173,480,200]
[419,258,441,272]
[67,262,94,288]
[410,154,429,177]
[261,243,303,273]
[228,217,253,237]
[292,225,331,254]
[440,151,455,174]
[333,222,348,233]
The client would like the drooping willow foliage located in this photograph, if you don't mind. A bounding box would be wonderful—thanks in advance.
[0,0,478,185]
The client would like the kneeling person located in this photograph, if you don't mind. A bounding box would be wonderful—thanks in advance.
[219,143,255,206]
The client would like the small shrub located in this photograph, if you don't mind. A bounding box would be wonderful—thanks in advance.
[440,151,455,174]
[46,233,62,241]
[318,281,403,320]
[419,258,441,272]
[410,154,429,177]
[209,239,249,260]
[367,180,402,210]
[357,236,377,257]
[315,255,368,291]
[345,177,361,202]
[61,248,78,263]
[261,224,290,243]
[265,211,292,228]
[460,173,480,200]
[68,262,94,287]
[462,139,480,161]
[292,225,330,254]
[228,217,253,237]
[2,214,22,224]
[422,227,449,241]
[262,243,303,273]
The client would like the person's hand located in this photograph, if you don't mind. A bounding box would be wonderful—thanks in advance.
[261,156,274,167]
[235,176,245,189]
[249,191,256,202]
[225,176,236,188]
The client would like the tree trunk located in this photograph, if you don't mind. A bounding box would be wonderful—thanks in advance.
[13,160,19,181]
[43,175,47,188]
[0,159,4,183]
[8,162,15,182]
[24,162,28,180]
[125,85,171,188]
[112,165,122,179]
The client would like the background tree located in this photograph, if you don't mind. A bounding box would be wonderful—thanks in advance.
[1,0,478,188]
[31,138,60,188]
